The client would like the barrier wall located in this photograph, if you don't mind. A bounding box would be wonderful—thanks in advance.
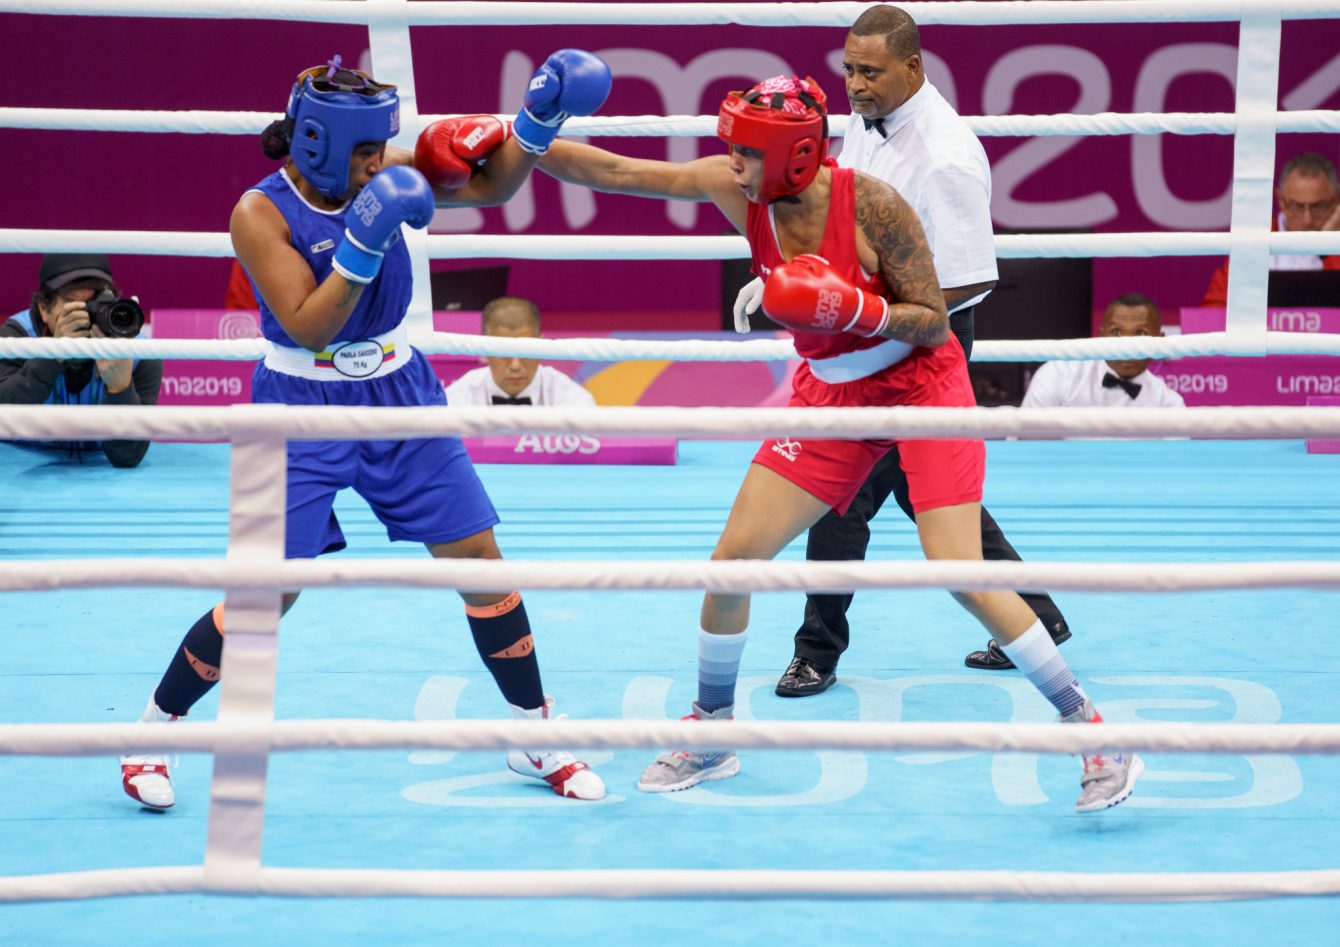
[152,307,1340,413]
[150,308,802,465]
[152,309,795,409]
[1155,308,1340,406]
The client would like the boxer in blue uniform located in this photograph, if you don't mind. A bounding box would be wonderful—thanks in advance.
[119,53,613,809]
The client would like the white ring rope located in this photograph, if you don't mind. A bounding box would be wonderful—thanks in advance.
[4,557,1340,596]
[4,719,1338,758]
[2,329,1339,362]
[7,1,1340,27]
[3,403,1340,442]
[8,0,1340,912]
[6,229,1340,260]
[4,865,1339,904]
[7,108,1340,139]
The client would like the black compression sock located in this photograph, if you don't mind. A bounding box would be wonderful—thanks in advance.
[152,606,225,716]
[465,592,545,710]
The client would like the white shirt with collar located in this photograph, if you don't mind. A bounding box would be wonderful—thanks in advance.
[445,364,596,407]
[1022,359,1186,409]
[838,80,998,305]
[1271,211,1325,271]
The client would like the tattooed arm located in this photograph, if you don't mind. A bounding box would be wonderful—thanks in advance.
[854,172,950,348]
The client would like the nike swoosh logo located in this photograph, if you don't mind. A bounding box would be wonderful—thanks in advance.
[525,753,545,770]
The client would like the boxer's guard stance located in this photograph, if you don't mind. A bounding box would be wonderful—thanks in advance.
[120,52,613,809]
[541,76,1142,812]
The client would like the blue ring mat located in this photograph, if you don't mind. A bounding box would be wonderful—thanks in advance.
[2,437,1338,944]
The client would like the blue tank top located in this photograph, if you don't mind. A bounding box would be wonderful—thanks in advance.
[247,170,412,346]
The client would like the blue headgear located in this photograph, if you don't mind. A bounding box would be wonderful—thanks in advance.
[285,56,400,199]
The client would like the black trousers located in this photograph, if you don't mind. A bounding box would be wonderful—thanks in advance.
[792,308,1068,668]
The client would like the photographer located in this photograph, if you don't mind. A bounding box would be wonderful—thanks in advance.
[0,253,163,467]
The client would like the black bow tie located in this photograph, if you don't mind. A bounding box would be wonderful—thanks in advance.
[862,116,887,138]
[491,394,533,405]
[1102,372,1142,399]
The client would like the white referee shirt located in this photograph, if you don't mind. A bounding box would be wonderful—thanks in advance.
[1022,360,1186,409]
[445,364,596,407]
[838,81,997,307]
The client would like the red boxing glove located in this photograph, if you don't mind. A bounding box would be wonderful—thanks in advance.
[762,254,890,338]
[415,115,512,190]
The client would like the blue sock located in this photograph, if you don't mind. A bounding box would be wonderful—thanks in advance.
[697,628,747,713]
[998,620,1088,717]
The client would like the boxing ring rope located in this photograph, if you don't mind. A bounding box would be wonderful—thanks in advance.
[10,555,1340,596]
[5,0,1340,908]
[6,401,1340,442]
[9,109,1340,139]
[4,330,1340,363]
[9,0,1340,26]
[5,228,1340,258]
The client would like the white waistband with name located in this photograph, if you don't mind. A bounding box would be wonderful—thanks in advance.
[806,337,914,384]
[263,323,411,381]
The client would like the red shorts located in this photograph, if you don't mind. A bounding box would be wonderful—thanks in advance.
[751,339,985,516]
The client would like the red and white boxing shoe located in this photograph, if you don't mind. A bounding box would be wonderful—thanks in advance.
[119,696,177,810]
[506,697,606,800]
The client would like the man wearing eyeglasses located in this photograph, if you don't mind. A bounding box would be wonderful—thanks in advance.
[1201,152,1340,306]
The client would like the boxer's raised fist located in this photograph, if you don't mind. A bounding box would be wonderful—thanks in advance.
[333,166,435,284]
[513,49,612,155]
[416,115,511,190]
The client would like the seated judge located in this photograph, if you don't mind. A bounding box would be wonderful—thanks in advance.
[1022,293,1185,409]
[1201,152,1340,306]
[445,296,596,407]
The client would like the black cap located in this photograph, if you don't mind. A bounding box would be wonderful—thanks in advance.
[39,253,114,291]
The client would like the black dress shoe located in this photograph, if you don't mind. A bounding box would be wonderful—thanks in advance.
[775,656,837,697]
[964,622,1072,671]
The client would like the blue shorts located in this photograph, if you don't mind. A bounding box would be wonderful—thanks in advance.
[252,350,499,559]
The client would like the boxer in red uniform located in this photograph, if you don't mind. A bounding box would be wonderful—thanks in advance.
[540,76,1142,813]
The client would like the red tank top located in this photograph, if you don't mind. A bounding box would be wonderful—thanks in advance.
[747,167,890,361]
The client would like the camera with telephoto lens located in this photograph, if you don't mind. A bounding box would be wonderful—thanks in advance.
[86,289,144,339]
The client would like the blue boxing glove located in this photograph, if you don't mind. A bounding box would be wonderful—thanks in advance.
[333,165,435,284]
[512,49,613,155]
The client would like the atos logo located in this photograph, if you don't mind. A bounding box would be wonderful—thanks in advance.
[771,437,802,461]
[515,434,601,455]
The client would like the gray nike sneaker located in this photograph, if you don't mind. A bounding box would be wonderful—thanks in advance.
[637,702,740,793]
[1076,751,1145,813]
[1062,699,1145,812]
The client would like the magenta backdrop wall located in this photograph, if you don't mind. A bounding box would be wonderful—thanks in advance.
[4,10,1338,332]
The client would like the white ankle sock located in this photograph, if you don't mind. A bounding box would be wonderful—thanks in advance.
[698,627,747,713]
[998,620,1088,716]
[508,696,551,720]
[140,694,177,723]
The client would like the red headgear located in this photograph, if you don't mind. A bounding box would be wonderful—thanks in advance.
[718,76,829,202]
